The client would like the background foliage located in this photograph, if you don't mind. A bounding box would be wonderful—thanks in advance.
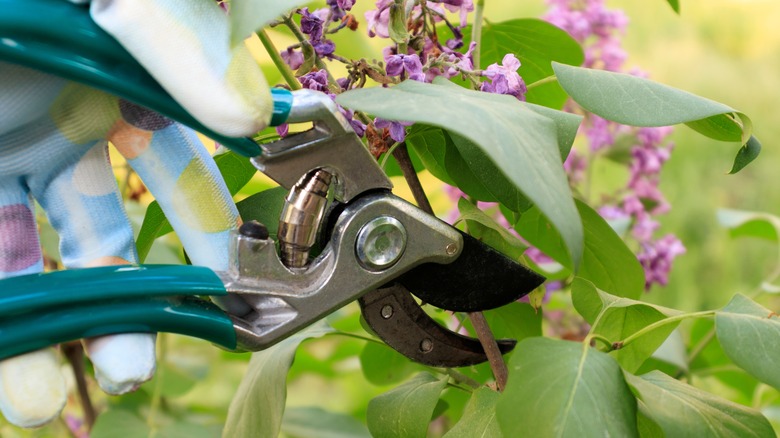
[5,0,780,437]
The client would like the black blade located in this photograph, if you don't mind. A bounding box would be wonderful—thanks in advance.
[398,230,545,312]
[359,283,516,367]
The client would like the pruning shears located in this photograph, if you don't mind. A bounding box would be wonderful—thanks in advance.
[0,0,545,368]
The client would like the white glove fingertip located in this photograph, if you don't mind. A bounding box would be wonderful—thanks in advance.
[0,349,66,428]
[86,333,157,395]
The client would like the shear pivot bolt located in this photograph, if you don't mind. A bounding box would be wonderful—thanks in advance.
[445,243,458,255]
[356,217,407,271]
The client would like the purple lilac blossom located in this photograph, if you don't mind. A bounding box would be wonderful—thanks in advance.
[480,54,527,101]
[638,234,686,288]
[299,70,329,92]
[281,46,304,70]
[374,118,413,142]
[385,54,426,81]
[365,0,392,38]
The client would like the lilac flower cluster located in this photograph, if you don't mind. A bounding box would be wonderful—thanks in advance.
[545,0,684,290]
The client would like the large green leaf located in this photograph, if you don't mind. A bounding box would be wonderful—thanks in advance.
[223,322,333,438]
[573,278,682,373]
[443,388,501,438]
[514,199,645,298]
[457,199,527,260]
[406,110,579,213]
[359,342,422,386]
[479,19,584,109]
[282,407,371,438]
[715,294,780,389]
[366,372,448,438]
[235,186,288,239]
[626,371,774,437]
[229,0,309,46]
[337,80,584,266]
[717,208,780,241]
[496,337,638,437]
[553,62,759,173]
[136,150,257,262]
[91,410,149,438]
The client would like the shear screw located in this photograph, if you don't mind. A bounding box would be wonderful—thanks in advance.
[356,217,407,271]
[420,338,433,353]
[239,220,269,240]
[381,305,394,319]
[445,243,458,255]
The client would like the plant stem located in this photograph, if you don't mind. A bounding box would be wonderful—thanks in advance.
[392,142,509,390]
[392,143,433,213]
[471,0,485,68]
[468,311,509,391]
[584,334,614,351]
[526,75,558,90]
[62,342,96,430]
[257,30,301,90]
[616,311,716,350]
[443,368,482,389]
[282,15,340,92]
[147,334,167,435]
[329,331,386,345]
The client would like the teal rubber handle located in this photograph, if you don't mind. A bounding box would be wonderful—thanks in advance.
[0,265,238,360]
[0,265,227,317]
[0,0,292,157]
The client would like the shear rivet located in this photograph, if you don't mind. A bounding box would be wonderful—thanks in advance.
[445,243,458,255]
[420,338,433,353]
[381,305,394,319]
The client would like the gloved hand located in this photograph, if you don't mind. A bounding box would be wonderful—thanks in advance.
[0,0,272,428]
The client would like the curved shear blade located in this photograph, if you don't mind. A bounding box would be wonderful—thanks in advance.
[398,230,545,312]
[358,283,515,368]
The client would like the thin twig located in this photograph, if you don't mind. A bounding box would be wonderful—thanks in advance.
[257,30,301,90]
[392,143,433,213]
[393,143,509,390]
[62,342,96,430]
[468,311,509,391]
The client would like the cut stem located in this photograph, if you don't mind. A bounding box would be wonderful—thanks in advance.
[62,342,96,430]
[468,311,509,391]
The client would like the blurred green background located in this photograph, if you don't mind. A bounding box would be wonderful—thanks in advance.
[4,1,780,436]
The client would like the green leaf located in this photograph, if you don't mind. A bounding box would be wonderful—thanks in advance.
[443,388,501,438]
[715,294,780,390]
[337,80,584,266]
[553,62,758,172]
[91,410,149,438]
[136,151,257,262]
[223,322,333,438]
[717,208,780,241]
[482,302,542,341]
[573,278,682,373]
[625,371,774,437]
[282,407,371,438]
[496,337,638,437]
[235,186,288,239]
[457,199,527,260]
[158,422,222,438]
[229,0,309,47]
[479,19,584,109]
[730,136,761,174]
[359,342,422,386]
[367,372,448,438]
[514,199,645,298]
[666,0,681,13]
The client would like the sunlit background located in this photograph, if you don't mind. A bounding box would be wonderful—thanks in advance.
[5,1,780,436]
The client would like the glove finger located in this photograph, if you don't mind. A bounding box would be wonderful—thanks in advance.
[84,333,157,395]
[90,0,273,137]
[0,349,66,428]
